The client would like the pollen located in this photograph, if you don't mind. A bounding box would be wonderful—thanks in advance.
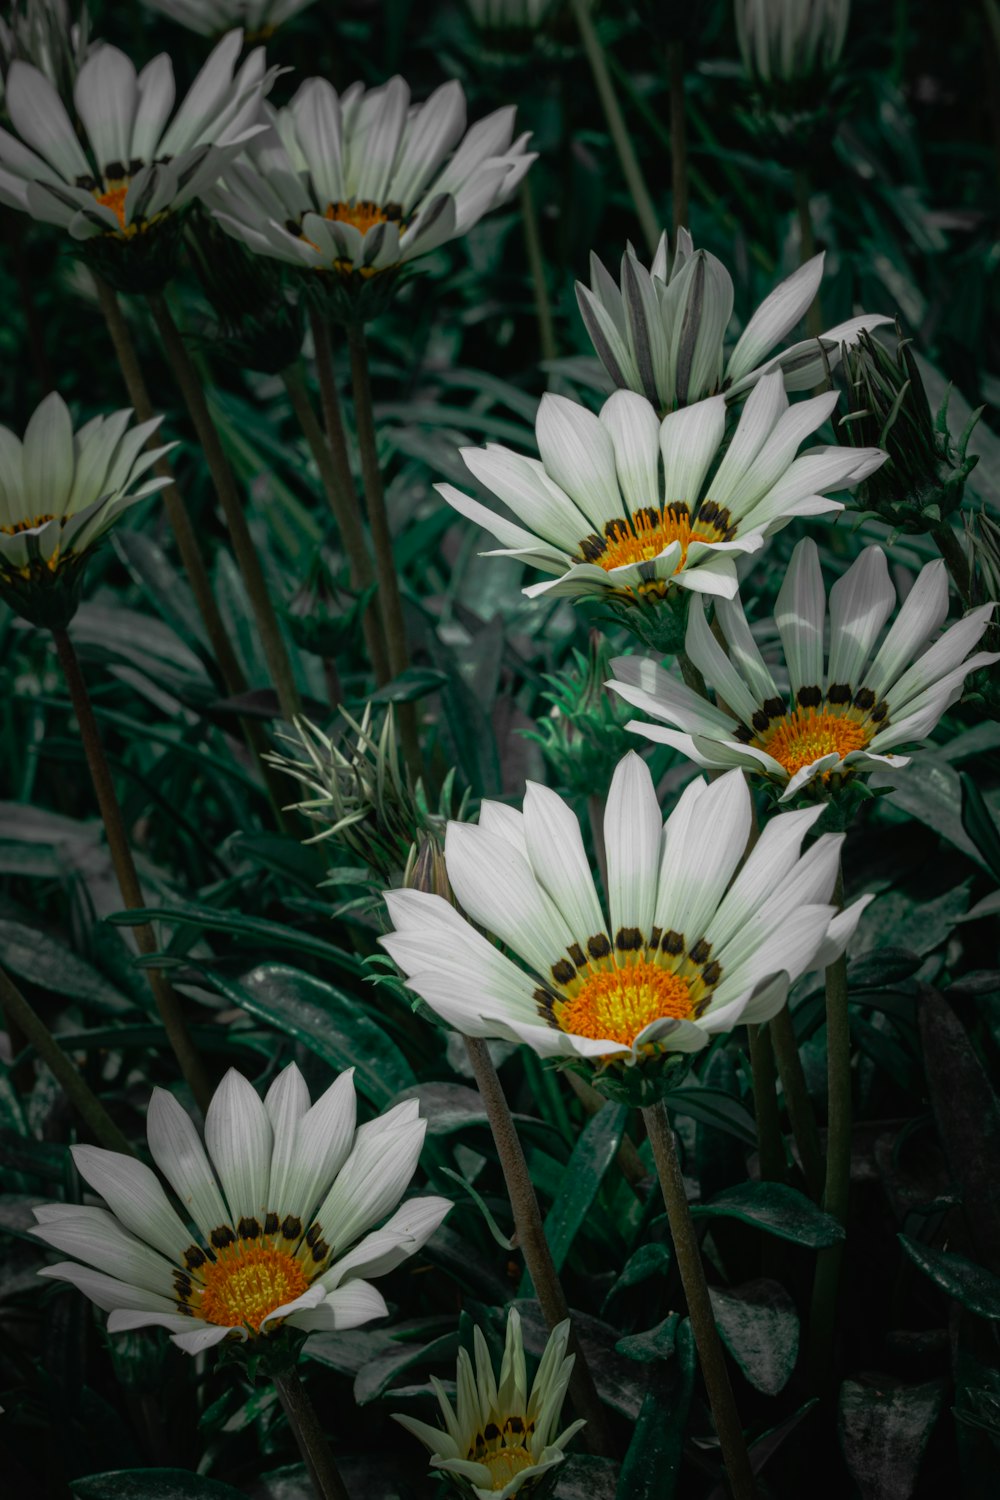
[757,708,870,779]
[324,199,401,236]
[555,960,693,1046]
[477,1446,536,1489]
[198,1244,310,1333]
[93,184,139,236]
[0,513,56,535]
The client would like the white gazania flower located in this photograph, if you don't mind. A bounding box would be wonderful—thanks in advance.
[0,391,172,627]
[0,30,274,241]
[610,540,999,802]
[203,75,535,281]
[394,1307,584,1500]
[436,372,885,610]
[736,0,850,90]
[140,0,316,39]
[32,1064,451,1355]
[578,229,890,415]
[382,753,870,1067]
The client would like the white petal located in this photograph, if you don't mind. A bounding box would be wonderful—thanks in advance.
[659,768,750,941]
[775,537,826,696]
[604,751,662,941]
[660,395,726,508]
[6,61,91,181]
[73,45,137,174]
[312,1118,427,1253]
[535,393,625,533]
[38,1261,180,1316]
[726,255,826,383]
[204,1070,272,1231]
[863,559,949,700]
[826,547,895,689]
[171,1323,239,1355]
[321,1196,451,1288]
[599,390,662,515]
[70,1145,193,1262]
[523,782,607,943]
[445,822,575,979]
[685,594,761,724]
[288,1280,389,1332]
[33,1207,178,1298]
[22,392,74,520]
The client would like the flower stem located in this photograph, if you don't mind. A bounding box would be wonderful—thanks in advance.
[0,965,135,1157]
[769,1004,825,1201]
[747,1023,785,1182]
[793,168,824,339]
[147,292,302,723]
[520,178,557,366]
[569,0,661,255]
[931,522,974,609]
[667,41,689,234]
[642,1101,756,1500]
[462,1035,613,1457]
[272,1366,351,1500]
[587,793,609,897]
[281,356,391,684]
[808,864,850,1384]
[51,627,212,1114]
[345,322,422,780]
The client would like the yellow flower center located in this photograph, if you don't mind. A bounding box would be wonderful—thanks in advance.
[198,1244,309,1333]
[577,505,729,598]
[479,1447,536,1489]
[324,198,401,236]
[555,960,693,1045]
[756,708,870,778]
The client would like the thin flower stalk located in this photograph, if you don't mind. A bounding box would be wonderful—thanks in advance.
[769,1003,825,1200]
[0,965,135,1158]
[642,1101,756,1499]
[273,1366,352,1500]
[462,1035,613,1457]
[520,177,557,365]
[568,0,660,255]
[147,291,303,723]
[793,169,824,339]
[51,626,212,1113]
[747,1022,785,1182]
[668,41,689,234]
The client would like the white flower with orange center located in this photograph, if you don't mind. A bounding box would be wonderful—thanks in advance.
[203,74,534,280]
[610,539,999,801]
[381,753,870,1066]
[394,1307,584,1499]
[0,30,273,240]
[32,1064,450,1355]
[436,373,884,609]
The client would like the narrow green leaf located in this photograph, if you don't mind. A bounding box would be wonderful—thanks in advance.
[523,1104,627,1292]
[615,1318,695,1500]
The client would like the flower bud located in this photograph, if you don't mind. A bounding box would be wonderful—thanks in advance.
[0,0,92,109]
[839,328,981,533]
[736,0,850,104]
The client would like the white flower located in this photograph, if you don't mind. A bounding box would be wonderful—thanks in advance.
[436,373,884,608]
[33,1064,451,1355]
[578,229,890,414]
[0,391,172,625]
[464,0,555,32]
[610,540,999,801]
[736,0,850,89]
[382,753,869,1066]
[140,0,316,39]
[204,74,535,280]
[394,1307,584,1500]
[0,29,274,240]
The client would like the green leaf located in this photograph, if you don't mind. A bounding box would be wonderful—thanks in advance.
[602,1241,673,1319]
[353,1329,459,1405]
[838,1377,945,1500]
[523,1103,627,1290]
[615,1318,695,1500]
[708,1279,799,1395]
[367,667,449,704]
[899,1235,1000,1319]
[109,904,363,975]
[205,964,415,1106]
[668,1084,757,1147]
[0,919,132,1015]
[616,1312,679,1364]
[72,1472,246,1500]
[440,1166,515,1250]
[961,771,1000,882]
[690,1182,845,1247]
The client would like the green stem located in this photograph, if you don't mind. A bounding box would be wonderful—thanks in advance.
[51,627,212,1114]
[462,1035,613,1457]
[587,793,609,898]
[147,292,302,723]
[520,178,557,366]
[569,0,661,255]
[272,1366,351,1500]
[281,358,391,684]
[931,522,974,609]
[667,41,689,234]
[0,965,135,1156]
[769,1003,825,1200]
[747,1023,785,1182]
[643,1102,756,1499]
[793,168,824,340]
[808,864,850,1383]
[345,322,422,780]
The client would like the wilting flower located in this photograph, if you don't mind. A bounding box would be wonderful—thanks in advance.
[0,29,274,288]
[33,1064,450,1355]
[394,1307,584,1499]
[382,753,868,1100]
[0,392,172,628]
[436,373,884,629]
[141,0,316,39]
[610,540,999,802]
[736,0,850,94]
[839,327,981,533]
[204,75,534,316]
[578,229,889,414]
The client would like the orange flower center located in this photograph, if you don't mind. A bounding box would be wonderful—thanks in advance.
[756,709,870,778]
[198,1244,309,1332]
[324,198,399,236]
[556,960,693,1046]
[94,184,130,231]
[479,1448,536,1488]
[0,513,56,536]
[598,507,713,572]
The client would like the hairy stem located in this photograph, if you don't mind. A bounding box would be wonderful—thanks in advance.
[0,965,135,1156]
[668,41,689,234]
[643,1102,756,1499]
[463,1036,613,1456]
[569,0,661,255]
[148,292,302,723]
[345,322,422,779]
[52,628,212,1112]
[272,1366,351,1500]
[769,1003,825,1200]
[520,178,557,365]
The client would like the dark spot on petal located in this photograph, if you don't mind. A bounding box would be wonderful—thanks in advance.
[580,533,607,562]
[211,1225,236,1250]
[702,960,722,987]
[871,701,889,723]
[237,1216,261,1240]
[264,1212,280,1236]
[568,943,586,969]
[733,723,754,744]
[854,687,876,710]
[604,518,630,542]
[634,506,660,528]
[827,682,852,705]
[751,709,771,732]
[551,958,576,986]
[311,1238,330,1264]
[506,1415,525,1435]
[649,926,662,949]
[797,685,822,708]
[763,696,785,719]
[485,1423,501,1442]
[281,1215,302,1240]
[183,1245,207,1271]
[615,927,644,952]
[587,933,611,959]
[690,938,712,964]
[661,929,684,956]
[305,1223,321,1248]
